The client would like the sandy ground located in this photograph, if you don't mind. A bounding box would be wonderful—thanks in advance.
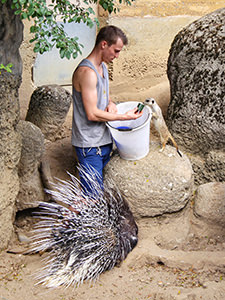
[1,65,225,299]
[1,203,225,300]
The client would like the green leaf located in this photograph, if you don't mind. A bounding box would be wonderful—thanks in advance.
[29,37,38,43]
[87,7,95,14]
[21,11,27,19]
[60,48,66,59]
[14,10,22,15]
[65,51,71,60]
[72,52,78,59]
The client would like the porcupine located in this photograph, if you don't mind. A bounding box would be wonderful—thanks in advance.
[31,165,138,288]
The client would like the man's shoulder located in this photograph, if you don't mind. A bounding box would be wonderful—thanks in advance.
[73,65,97,89]
[76,65,96,78]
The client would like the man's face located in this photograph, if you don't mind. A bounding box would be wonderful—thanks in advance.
[102,37,124,63]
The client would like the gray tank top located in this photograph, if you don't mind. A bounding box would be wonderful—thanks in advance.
[71,59,112,147]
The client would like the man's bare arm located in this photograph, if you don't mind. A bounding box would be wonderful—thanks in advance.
[74,68,142,122]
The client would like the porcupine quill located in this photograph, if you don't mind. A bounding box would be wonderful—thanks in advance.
[30,165,138,288]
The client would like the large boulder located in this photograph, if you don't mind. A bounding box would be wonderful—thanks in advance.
[104,144,193,218]
[194,182,225,227]
[190,182,225,240]
[26,85,72,141]
[167,8,225,156]
[16,120,45,210]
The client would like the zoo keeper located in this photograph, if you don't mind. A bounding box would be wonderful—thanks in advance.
[72,25,142,194]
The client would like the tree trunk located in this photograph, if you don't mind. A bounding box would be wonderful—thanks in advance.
[0,0,23,249]
[0,0,24,75]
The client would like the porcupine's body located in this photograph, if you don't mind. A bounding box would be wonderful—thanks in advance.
[31,166,138,288]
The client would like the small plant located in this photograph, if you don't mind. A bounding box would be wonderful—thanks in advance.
[0,63,13,74]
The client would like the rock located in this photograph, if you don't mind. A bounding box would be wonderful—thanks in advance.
[26,84,72,141]
[17,121,45,178]
[0,73,21,249]
[194,182,225,227]
[189,181,225,240]
[188,150,225,185]
[104,144,193,217]
[205,151,225,182]
[16,120,45,210]
[167,8,225,155]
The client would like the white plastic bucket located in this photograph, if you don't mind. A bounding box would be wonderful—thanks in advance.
[106,101,152,160]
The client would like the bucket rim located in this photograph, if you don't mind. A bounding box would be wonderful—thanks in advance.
[106,105,151,132]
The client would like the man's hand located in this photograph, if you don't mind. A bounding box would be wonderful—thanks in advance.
[106,101,117,113]
[125,108,143,119]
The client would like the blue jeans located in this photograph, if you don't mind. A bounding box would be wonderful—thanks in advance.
[75,143,112,195]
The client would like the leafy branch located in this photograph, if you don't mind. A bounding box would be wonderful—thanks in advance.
[1,0,134,59]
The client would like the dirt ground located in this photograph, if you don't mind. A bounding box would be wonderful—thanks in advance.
[1,201,225,300]
[1,55,225,300]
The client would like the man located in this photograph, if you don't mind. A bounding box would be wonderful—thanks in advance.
[72,25,142,194]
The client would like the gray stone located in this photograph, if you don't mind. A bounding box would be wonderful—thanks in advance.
[188,150,225,185]
[104,144,193,217]
[26,85,72,141]
[205,151,225,182]
[16,120,45,210]
[194,182,225,227]
[167,8,225,155]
